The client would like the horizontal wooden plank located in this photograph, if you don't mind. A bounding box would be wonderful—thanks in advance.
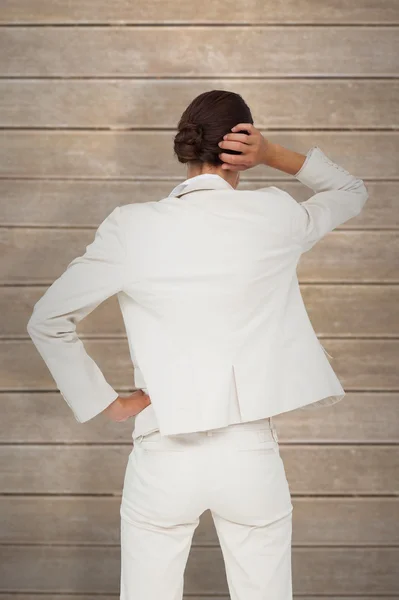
[297,232,399,283]
[1,79,398,129]
[1,392,397,444]
[0,497,397,546]
[2,0,398,24]
[0,27,397,77]
[0,597,395,600]
[2,229,398,284]
[0,132,397,180]
[308,340,399,389]
[1,445,397,494]
[300,284,399,336]
[0,546,397,594]
[5,284,398,338]
[0,180,396,229]
[5,339,399,391]
[282,446,399,494]
[274,392,399,443]
[290,498,399,546]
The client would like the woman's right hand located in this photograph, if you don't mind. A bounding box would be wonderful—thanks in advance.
[218,123,273,172]
[218,124,306,176]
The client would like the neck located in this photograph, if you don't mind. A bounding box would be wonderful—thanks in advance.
[187,162,240,189]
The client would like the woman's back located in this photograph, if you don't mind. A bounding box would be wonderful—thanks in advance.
[116,159,363,436]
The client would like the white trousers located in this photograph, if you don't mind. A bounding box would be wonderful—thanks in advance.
[120,416,293,599]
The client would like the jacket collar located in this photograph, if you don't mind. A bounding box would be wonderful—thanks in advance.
[168,173,235,198]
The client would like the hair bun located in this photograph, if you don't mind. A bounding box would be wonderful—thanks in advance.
[173,122,204,162]
[180,122,203,143]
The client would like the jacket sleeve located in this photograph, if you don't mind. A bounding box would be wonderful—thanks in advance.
[27,205,127,423]
[287,146,369,252]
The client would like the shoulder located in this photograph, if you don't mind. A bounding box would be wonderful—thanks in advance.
[256,185,298,205]
[117,202,162,237]
[235,185,301,215]
[117,202,155,227]
[119,201,159,218]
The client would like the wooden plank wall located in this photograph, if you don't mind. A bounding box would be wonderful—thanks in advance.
[1,1,398,597]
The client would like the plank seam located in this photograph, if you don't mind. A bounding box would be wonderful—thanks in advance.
[1,75,399,81]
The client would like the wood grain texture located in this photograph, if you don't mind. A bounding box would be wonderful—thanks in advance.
[1,79,398,129]
[1,392,397,444]
[2,0,398,24]
[0,546,397,594]
[1,445,397,494]
[0,497,397,546]
[0,597,396,600]
[273,392,399,442]
[1,3,398,596]
[2,228,398,284]
[0,27,397,77]
[297,232,399,283]
[0,597,395,600]
[0,132,398,179]
[3,285,399,338]
[299,285,399,336]
[4,339,399,391]
[0,180,397,229]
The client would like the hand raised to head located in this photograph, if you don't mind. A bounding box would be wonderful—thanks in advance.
[218,123,271,172]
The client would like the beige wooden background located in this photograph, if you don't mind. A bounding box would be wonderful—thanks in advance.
[1,1,399,597]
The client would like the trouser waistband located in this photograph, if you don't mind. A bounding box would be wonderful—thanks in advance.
[134,416,278,445]
[133,416,275,441]
[204,416,274,434]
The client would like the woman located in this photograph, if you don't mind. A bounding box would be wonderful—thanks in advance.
[27,90,368,599]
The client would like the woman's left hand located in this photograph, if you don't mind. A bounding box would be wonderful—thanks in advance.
[102,390,151,422]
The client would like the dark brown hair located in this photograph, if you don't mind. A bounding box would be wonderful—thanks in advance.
[173,90,254,166]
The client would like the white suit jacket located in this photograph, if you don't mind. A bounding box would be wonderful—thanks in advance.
[27,146,369,436]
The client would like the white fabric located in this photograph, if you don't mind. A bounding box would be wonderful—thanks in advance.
[27,145,368,435]
[120,416,293,599]
[168,171,234,197]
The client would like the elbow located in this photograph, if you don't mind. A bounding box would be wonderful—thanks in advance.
[27,312,76,344]
[27,298,44,339]
[27,311,52,343]
[358,180,369,211]
[350,180,369,217]
[359,180,369,204]
[27,313,41,341]
[27,314,36,336]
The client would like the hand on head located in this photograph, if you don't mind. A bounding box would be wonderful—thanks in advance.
[218,123,271,172]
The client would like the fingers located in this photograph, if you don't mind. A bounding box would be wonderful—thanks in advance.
[218,152,242,165]
[219,152,250,170]
[231,123,256,134]
[218,127,256,157]
[218,140,245,154]
[218,123,258,171]
[222,132,252,145]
